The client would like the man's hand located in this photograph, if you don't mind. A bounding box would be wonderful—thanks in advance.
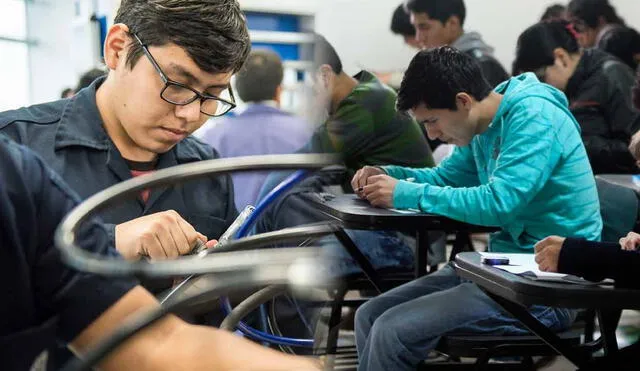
[361,175,399,208]
[534,236,566,272]
[620,231,640,251]
[115,210,206,260]
[351,166,386,198]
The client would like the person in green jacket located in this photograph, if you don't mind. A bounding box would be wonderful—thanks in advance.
[352,46,602,371]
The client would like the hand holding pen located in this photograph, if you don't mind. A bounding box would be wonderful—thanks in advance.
[351,166,414,208]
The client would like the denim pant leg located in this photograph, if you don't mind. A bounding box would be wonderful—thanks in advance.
[356,264,577,371]
[319,229,414,277]
[355,265,462,366]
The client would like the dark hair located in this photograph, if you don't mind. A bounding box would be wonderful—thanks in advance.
[391,4,415,37]
[76,68,106,91]
[114,0,250,74]
[405,0,466,26]
[313,34,343,74]
[60,88,74,99]
[540,4,567,22]
[235,49,283,102]
[397,46,492,111]
[599,26,640,71]
[513,20,580,74]
[568,0,624,28]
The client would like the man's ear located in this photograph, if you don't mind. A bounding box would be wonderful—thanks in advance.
[273,85,283,104]
[455,92,473,111]
[103,24,131,71]
[318,64,334,87]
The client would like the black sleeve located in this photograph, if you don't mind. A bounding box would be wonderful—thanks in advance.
[558,237,640,289]
[582,62,640,173]
[26,147,137,343]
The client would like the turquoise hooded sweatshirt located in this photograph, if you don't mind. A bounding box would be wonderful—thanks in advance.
[385,73,602,253]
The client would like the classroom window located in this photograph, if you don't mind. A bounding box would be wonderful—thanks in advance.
[0,0,29,111]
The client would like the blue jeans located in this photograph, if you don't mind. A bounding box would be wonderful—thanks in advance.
[319,229,415,277]
[355,264,577,371]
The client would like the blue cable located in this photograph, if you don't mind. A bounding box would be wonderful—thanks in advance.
[221,169,315,348]
[235,170,309,239]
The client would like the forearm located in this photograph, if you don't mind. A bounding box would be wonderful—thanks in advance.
[159,324,321,371]
[72,286,319,371]
[558,238,640,288]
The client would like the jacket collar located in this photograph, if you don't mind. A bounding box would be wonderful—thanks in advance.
[54,77,110,151]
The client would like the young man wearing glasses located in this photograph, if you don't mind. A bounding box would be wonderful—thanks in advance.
[0,0,247,271]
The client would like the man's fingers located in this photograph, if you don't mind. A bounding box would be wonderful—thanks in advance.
[144,233,168,260]
[351,169,361,191]
[176,216,201,247]
[156,225,179,259]
[534,251,545,264]
[534,237,551,253]
[169,225,192,255]
[362,183,378,197]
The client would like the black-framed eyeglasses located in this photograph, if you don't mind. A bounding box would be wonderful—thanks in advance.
[132,33,236,117]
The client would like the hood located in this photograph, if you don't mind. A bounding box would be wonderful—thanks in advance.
[452,31,495,55]
[493,72,581,133]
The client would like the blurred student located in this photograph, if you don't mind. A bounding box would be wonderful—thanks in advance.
[514,20,640,174]
[567,0,625,48]
[406,0,509,87]
[599,26,640,71]
[198,49,313,209]
[391,4,421,49]
[541,4,568,22]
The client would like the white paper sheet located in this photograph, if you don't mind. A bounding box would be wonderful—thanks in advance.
[479,252,567,279]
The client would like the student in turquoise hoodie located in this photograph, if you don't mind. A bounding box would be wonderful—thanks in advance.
[352,46,602,371]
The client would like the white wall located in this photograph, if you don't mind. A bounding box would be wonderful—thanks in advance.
[22,0,640,105]
[26,0,105,105]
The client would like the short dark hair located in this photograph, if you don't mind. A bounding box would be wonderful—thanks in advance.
[599,26,640,71]
[76,68,106,91]
[405,0,466,26]
[60,88,74,99]
[391,4,415,37]
[235,49,283,103]
[114,0,250,74]
[568,0,624,28]
[513,20,580,74]
[397,46,492,111]
[540,4,567,22]
[313,34,343,74]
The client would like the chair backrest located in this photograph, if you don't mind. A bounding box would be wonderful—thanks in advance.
[596,178,639,242]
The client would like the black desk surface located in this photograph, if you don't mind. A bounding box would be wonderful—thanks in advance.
[308,194,497,232]
[454,252,640,310]
[596,174,640,194]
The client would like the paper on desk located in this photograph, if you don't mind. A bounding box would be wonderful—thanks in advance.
[479,253,567,280]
